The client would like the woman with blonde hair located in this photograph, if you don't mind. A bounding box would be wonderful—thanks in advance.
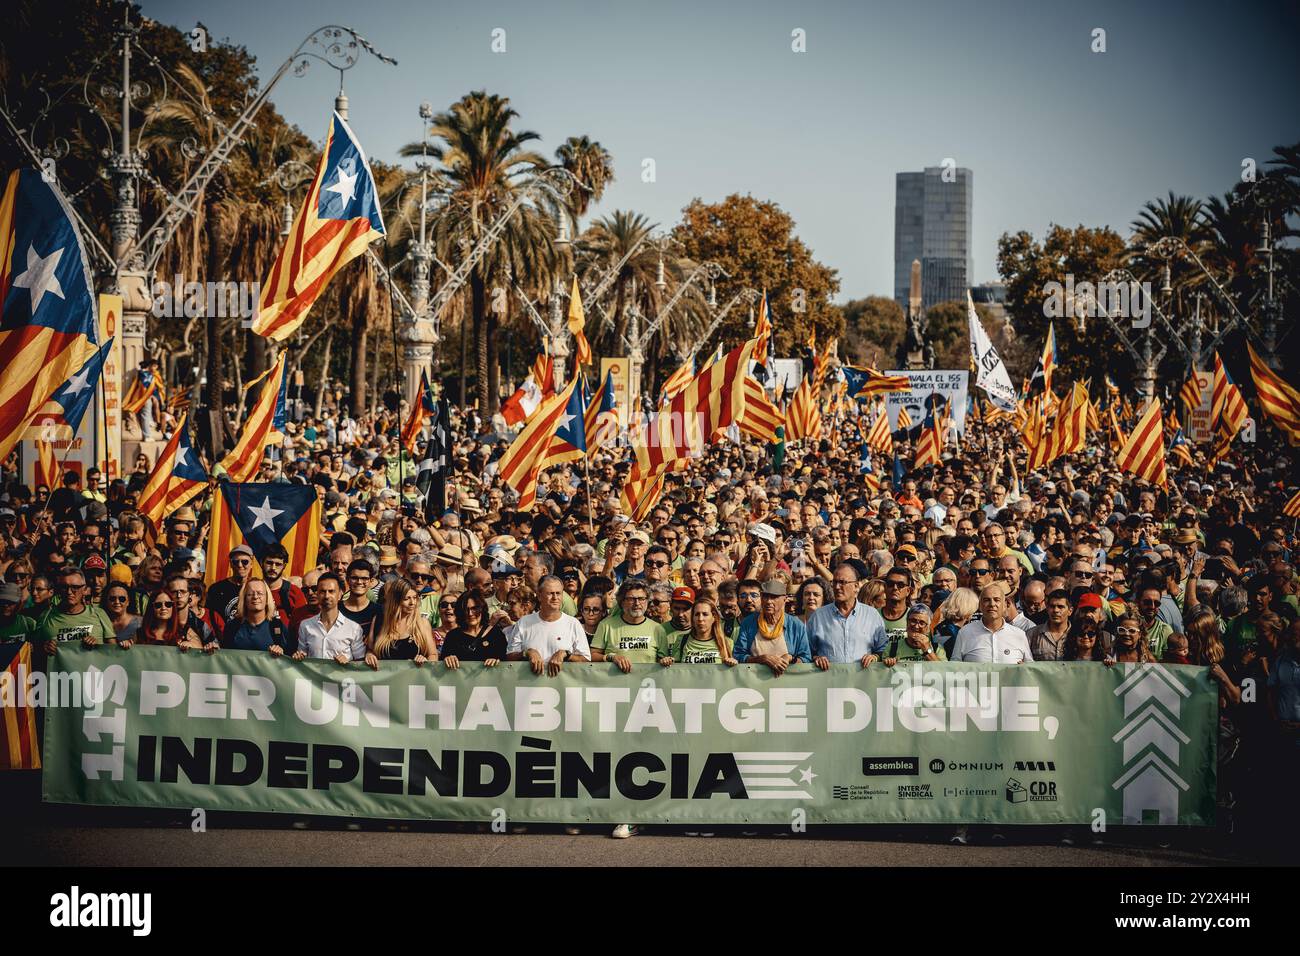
[860,578,886,609]
[131,554,166,613]
[365,577,437,668]
[935,587,979,659]
[667,597,737,666]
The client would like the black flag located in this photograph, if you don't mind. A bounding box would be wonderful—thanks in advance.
[417,394,451,521]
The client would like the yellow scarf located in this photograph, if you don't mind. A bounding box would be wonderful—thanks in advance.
[757,609,785,641]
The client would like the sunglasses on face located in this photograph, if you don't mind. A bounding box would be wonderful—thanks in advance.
[410,573,433,583]
[1115,627,1140,636]
[105,595,127,603]
[154,600,174,610]
[970,568,991,576]
[231,558,252,567]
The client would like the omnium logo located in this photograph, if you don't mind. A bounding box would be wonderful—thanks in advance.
[929,759,1005,774]
[735,751,816,799]
[50,886,151,936]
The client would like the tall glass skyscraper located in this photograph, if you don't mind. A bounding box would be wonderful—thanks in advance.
[894,167,973,314]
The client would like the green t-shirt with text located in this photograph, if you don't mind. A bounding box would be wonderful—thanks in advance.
[0,615,36,644]
[36,606,116,647]
[676,636,727,664]
[592,612,671,663]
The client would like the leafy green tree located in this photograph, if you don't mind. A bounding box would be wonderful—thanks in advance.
[671,195,842,357]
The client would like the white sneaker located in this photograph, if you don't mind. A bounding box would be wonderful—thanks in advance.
[564,826,582,835]
[611,824,638,839]
[950,826,968,845]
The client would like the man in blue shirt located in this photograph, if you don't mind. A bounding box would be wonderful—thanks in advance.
[807,562,888,669]
[733,579,811,676]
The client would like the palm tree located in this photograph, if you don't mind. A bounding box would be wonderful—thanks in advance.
[413,91,559,419]
[1127,192,1212,321]
[555,135,613,225]
[579,210,659,353]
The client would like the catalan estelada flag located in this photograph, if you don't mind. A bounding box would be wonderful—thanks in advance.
[25,338,111,440]
[250,112,385,341]
[1117,398,1169,489]
[0,643,40,769]
[33,438,58,491]
[1168,428,1194,468]
[912,408,942,469]
[138,411,207,527]
[400,370,436,455]
[541,374,589,468]
[205,481,322,587]
[843,365,910,399]
[122,365,163,415]
[1246,344,1300,442]
[1030,322,1057,395]
[218,352,287,482]
[0,168,99,463]
[584,368,618,455]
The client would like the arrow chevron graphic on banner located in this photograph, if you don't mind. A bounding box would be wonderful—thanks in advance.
[1111,664,1195,824]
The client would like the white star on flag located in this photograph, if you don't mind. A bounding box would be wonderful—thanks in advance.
[798,767,817,784]
[325,165,358,205]
[174,445,189,468]
[247,496,284,532]
[13,244,66,313]
[62,365,93,396]
[557,410,575,432]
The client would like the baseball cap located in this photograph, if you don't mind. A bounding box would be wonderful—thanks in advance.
[0,583,20,603]
[627,530,650,544]
[230,544,255,559]
[82,554,107,571]
[671,586,696,604]
[1075,593,1104,610]
[748,522,777,545]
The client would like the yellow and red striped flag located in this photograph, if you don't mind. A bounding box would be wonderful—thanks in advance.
[33,438,59,491]
[897,406,913,430]
[864,406,894,457]
[1212,352,1248,436]
[738,376,782,444]
[1117,398,1169,489]
[1026,382,1088,473]
[754,291,772,361]
[0,643,40,769]
[784,376,822,443]
[843,365,910,399]
[1108,406,1127,452]
[584,369,618,456]
[913,409,942,469]
[629,340,756,482]
[400,370,436,456]
[1179,375,1201,413]
[250,111,385,341]
[660,358,695,404]
[567,275,592,367]
[497,376,580,512]
[620,458,688,521]
[1248,343,1300,440]
[138,411,207,527]
[122,368,164,415]
[1283,489,1300,519]
[204,481,322,588]
[218,352,287,482]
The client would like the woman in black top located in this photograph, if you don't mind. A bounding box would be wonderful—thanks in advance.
[364,578,437,668]
[441,589,506,668]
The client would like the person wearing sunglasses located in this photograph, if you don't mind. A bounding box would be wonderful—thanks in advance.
[1108,613,1154,664]
[35,569,117,655]
[100,581,141,643]
[206,544,258,627]
[120,591,181,649]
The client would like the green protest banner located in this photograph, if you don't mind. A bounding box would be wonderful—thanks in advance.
[37,647,1218,826]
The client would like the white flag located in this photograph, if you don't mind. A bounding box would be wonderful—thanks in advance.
[967,292,1018,412]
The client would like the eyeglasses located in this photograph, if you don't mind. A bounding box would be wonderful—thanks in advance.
[1115,627,1140,636]
[885,580,909,589]
[895,554,915,563]
[11,573,30,582]
[410,573,433,583]
[624,595,648,603]
[832,579,857,587]
[105,595,127,603]
[154,600,174,610]
[970,568,991,576]
[646,559,669,568]
[60,583,87,592]
[231,558,252,567]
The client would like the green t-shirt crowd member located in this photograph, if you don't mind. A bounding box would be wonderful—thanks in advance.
[591,610,672,663]
[676,636,727,664]
[0,614,36,644]
[36,605,117,648]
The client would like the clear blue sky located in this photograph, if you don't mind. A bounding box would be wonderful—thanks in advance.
[143,0,1300,301]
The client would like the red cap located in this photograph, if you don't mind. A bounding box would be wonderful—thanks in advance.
[1076,592,1104,610]
[82,554,107,571]
[671,586,696,604]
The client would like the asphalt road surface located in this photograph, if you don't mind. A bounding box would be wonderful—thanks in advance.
[5,775,1283,866]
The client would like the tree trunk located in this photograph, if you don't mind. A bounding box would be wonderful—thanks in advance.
[350,320,369,418]
[246,330,268,381]
[486,303,501,420]
[611,277,629,354]
[314,330,333,419]
[458,304,468,407]
[472,271,487,420]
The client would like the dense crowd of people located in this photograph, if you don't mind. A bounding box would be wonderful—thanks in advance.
[4,388,1299,841]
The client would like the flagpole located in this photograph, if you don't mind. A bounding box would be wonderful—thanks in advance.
[582,453,596,540]
[384,236,407,491]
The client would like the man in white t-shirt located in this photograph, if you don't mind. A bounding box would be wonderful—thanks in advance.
[506,575,590,675]
[951,583,1033,663]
